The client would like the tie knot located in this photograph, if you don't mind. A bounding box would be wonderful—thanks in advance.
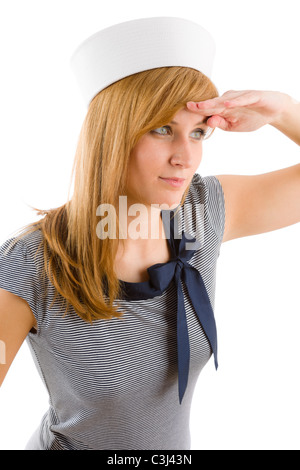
[176,258,185,270]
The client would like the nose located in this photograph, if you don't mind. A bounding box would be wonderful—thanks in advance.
[169,138,197,168]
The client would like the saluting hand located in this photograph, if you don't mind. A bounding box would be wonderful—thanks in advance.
[186,90,290,133]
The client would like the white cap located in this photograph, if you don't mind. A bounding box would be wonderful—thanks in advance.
[70,17,216,107]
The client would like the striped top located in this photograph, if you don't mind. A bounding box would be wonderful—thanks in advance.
[0,173,225,450]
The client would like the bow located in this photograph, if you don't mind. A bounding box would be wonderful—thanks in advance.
[147,231,218,404]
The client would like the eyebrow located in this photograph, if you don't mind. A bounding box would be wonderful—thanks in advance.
[170,117,208,126]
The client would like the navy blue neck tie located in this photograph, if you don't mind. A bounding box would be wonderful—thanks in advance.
[146,231,218,403]
[118,211,218,404]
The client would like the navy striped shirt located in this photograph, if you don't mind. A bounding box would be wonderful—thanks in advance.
[0,174,225,450]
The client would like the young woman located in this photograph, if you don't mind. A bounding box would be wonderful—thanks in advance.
[0,17,299,450]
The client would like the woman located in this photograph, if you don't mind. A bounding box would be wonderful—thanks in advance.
[0,17,299,450]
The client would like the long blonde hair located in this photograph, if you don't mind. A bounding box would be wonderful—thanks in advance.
[9,67,218,322]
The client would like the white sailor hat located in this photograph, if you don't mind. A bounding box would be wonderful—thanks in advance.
[70,17,216,107]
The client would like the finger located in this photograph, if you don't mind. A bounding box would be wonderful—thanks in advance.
[187,91,261,113]
[223,91,261,108]
[186,101,226,115]
[187,98,224,109]
[207,115,228,130]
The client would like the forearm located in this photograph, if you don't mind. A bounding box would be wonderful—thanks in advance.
[270,93,300,146]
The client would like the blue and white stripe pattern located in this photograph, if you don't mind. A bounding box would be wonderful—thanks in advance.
[0,174,225,450]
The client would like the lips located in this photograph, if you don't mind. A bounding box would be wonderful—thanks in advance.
[160,177,185,182]
[159,177,186,188]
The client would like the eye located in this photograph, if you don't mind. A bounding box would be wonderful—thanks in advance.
[191,129,206,139]
[150,126,210,140]
[192,128,215,140]
[151,126,171,136]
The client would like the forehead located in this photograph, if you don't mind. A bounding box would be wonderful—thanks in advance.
[171,107,207,126]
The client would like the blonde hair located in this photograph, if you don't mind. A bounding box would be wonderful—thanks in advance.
[10,66,219,322]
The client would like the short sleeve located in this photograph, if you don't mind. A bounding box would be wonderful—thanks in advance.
[0,236,41,327]
[202,175,225,243]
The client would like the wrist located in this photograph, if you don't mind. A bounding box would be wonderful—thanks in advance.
[270,93,299,128]
[270,93,300,145]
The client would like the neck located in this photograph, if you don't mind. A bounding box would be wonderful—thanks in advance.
[118,204,165,247]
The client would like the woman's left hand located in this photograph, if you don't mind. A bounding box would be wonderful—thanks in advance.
[186,90,289,132]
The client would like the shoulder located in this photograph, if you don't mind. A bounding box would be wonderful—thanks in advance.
[0,229,44,264]
[0,228,45,301]
[0,229,46,333]
[188,173,225,204]
[185,173,225,244]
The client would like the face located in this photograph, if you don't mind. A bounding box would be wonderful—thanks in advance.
[125,107,210,209]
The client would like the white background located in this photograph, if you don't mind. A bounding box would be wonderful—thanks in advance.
[0,0,299,451]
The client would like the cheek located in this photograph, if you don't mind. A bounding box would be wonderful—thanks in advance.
[196,151,203,166]
[129,142,164,176]
[192,145,203,166]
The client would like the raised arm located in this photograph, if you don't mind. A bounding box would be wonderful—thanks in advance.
[0,288,36,386]
[186,91,300,242]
